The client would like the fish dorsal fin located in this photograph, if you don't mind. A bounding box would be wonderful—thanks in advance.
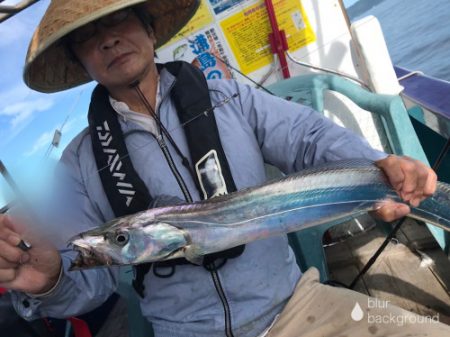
[304,158,376,173]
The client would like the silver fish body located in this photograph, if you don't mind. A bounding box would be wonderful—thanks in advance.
[69,160,450,269]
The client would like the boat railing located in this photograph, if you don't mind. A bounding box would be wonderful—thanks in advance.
[395,66,450,141]
[286,51,368,88]
[397,70,424,81]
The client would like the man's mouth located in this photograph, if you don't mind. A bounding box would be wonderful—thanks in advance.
[108,52,133,69]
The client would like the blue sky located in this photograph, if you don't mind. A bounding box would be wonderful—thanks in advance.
[0,0,94,205]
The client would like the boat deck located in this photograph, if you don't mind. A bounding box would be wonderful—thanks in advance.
[325,218,450,325]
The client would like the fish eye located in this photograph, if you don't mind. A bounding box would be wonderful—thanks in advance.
[113,231,129,246]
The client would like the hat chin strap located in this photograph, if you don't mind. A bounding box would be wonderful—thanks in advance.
[128,79,140,88]
[126,59,157,90]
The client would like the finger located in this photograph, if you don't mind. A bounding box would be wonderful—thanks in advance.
[372,203,410,222]
[398,159,418,202]
[0,215,17,232]
[0,268,17,284]
[0,214,9,226]
[0,216,31,239]
[410,174,437,207]
[0,219,26,251]
[423,169,437,197]
[413,161,428,190]
[0,222,17,239]
[376,156,405,192]
[409,161,429,203]
[0,256,18,269]
[0,238,30,264]
[410,165,437,207]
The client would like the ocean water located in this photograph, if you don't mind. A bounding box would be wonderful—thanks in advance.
[349,0,450,181]
[349,0,450,82]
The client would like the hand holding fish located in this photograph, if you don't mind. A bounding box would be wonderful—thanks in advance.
[373,155,437,221]
[0,215,61,294]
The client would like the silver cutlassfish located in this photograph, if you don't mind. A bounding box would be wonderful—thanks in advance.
[68,159,450,269]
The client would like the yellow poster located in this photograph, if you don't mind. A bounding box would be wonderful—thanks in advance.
[163,1,215,46]
[220,0,316,74]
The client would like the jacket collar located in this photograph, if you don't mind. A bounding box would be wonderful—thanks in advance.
[158,64,177,101]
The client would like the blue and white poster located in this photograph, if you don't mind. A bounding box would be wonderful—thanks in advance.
[158,25,235,80]
[208,0,248,15]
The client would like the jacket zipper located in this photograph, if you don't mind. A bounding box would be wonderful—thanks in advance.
[157,78,234,337]
[210,264,235,337]
[155,134,192,202]
[155,80,193,203]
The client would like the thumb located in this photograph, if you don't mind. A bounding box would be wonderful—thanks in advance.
[372,202,410,222]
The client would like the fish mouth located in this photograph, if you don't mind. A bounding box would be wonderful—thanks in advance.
[68,233,116,270]
[69,245,116,270]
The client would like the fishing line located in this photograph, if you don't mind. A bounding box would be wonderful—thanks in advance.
[43,89,84,160]
[174,32,275,95]
[347,217,406,289]
[130,81,192,171]
[131,81,194,203]
[432,137,450,172]
[78,92,240,185]
[348,138,450,289]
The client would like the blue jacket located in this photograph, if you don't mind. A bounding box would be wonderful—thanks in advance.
[12,68,386,337]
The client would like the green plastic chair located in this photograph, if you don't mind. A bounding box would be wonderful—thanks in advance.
[267,73,447,280]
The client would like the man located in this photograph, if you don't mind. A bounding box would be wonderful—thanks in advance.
[0,0,447,336]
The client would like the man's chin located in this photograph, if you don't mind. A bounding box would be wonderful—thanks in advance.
[104,64,157,92]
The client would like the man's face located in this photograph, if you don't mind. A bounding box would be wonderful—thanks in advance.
[70,9,157,90]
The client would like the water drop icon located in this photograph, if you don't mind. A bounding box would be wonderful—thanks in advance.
[351,302,364,321]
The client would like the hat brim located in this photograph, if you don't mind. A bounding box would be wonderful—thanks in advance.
[24,0,200,93]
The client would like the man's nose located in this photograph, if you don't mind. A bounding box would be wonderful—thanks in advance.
[97,26,120,50]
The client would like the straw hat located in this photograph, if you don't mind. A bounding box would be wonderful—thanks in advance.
[24,0,200,93]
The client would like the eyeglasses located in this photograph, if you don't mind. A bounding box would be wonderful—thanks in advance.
[67,8,133,44]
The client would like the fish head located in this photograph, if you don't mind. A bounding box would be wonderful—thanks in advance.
[69,214,189,269]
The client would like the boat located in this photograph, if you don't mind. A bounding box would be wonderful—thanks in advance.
[0,1,449,336]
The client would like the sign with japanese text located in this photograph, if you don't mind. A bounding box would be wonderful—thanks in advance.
[164,1,215,46]
[207,0,255,15]
[158,25,233,80]
[220,0,316,74]
[158,0,316,80]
